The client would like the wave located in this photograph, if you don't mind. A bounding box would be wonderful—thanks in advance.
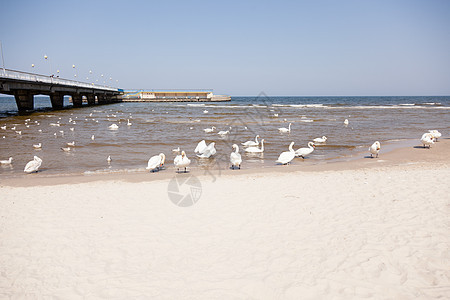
[272,104,327,108]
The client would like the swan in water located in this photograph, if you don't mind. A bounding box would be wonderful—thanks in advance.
[0,126,6,130]
[107,155,112,163]
[369,141,381,158]
[61,147,71,152]
[24,156,42,173]
[344,119,349,125]
[421,132,434,148]
[194,140,207,154]
[242,135,259,147]
[295,142,315,158]
[0,157,13,164]
[146,153,166,172]
[217,130,229,136]
[197,142,217,158]
[245,139,265,153]
[33,143,42,149]
[91,135,95,141]
[276,142,296,165]
[313,136,327,143]
[109,123,119,130]
[278,123,292,133]
[67,141,75,147]
[204,126,216,133]
[174,151,191,172]
[428,130,441,141]
[203,110,208,114]
[172,147,180,153]
[127,119,132,126]
[70,127,74,131]
[230,144,242,169]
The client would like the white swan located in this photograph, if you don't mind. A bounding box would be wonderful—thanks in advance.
[421,132,434,148]
[276,142,296,165]
[197,142,216,158]
[295,142,315,158]
[146,153,166,172]
[217,130,229,136]
[242,135,259,147]
[67,141,75,147]
[204,126,215,133]
[172,147,180,153]
[174,151,191,172]
[61,147,71,152]
[230,144,242,169]
[428,130,441,141]
[24,156,42,173]
[344,119,349,125]
[107,155,112,163]
[369,141,381,158]
[91,135,95,141]
[278,123,292,133]
[194,140,207,154]
[245,139,264,153]
[0,126,6,130]
[0,157,13,164]
[109,123,119,130]
[127,119,132,126]
[313,136,327,143]
[33,143,42,149]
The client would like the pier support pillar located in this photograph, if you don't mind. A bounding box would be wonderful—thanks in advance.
[14,90,34,112]
[50,93,64,110]
[97,94,107,104]
[72,94,82,108]
[87,94,95,105]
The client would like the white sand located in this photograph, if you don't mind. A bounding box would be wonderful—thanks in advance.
[1,160,449,299]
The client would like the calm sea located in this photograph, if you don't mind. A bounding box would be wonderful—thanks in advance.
[0,95,449,178]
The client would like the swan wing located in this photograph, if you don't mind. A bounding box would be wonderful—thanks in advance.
[277,151,295,164]
[146,155,161,170]
[194,140,207,153]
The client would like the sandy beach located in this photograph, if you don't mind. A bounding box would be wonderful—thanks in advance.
[1,139,449,299]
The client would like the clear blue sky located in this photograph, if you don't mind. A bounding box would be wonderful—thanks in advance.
[1,0,449,96]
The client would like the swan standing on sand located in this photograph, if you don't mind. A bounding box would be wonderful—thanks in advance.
[242,135,259,147]
[313,136,327,143]
[146,153,166,172]
[276,142,296,165]
[428,130,441,141]
[194,140,208,154]
[421,133,434,148]
[24,156,42,173]
[295,142,315,158]
[0,157,13,164]
[197,142,217,158]
[245,139,265,153]
[174,151,191,173]
[278,123,292,133]
[204,126,216,133]
[230,144,242,169]
[369,141,381,158]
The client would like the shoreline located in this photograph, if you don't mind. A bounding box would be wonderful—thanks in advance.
[1,137,448,187]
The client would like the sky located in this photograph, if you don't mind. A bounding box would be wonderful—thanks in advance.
[1,0,449,96]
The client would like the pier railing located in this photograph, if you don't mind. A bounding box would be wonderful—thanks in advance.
[0,68,118,92]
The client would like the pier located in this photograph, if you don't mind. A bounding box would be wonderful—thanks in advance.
[121,90,231,102]
[0,69,121,112]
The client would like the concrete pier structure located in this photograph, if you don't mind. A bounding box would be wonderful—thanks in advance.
[121,90,231,102]
[0,69,120,112]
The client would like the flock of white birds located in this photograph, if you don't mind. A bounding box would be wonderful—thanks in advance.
[0,110,443,174]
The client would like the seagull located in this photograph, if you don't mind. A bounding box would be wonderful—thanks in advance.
[369,141,381,158]
[0,126,6,130]
[15,131,22,135]
[344,119,349,125]
[70,128,74,131]
[0,157,13,164]
[33,143,42,149]
[24,156,42,173]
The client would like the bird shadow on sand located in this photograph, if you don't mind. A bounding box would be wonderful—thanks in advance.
[363,155,377,159]
[413,146,430,149]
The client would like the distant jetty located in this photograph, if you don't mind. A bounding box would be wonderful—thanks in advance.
[121,90,231,102]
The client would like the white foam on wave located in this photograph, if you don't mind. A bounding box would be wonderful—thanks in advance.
[84,167,146,175]
[300,119,314,122]
[423,102,441,105]
[399,103,415,106]
[273,104,327,108]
